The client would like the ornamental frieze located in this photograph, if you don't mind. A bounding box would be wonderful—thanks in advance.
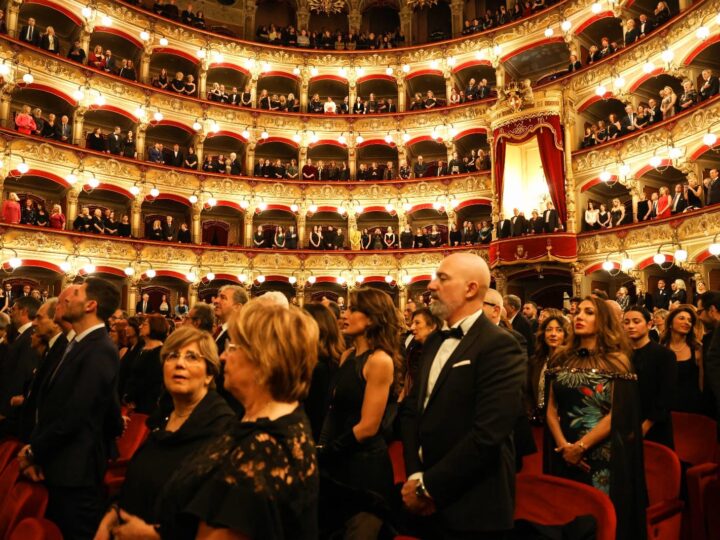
[201,250,250,266]
[255,183,302,199]
[252,253,300,269]
[82,239,136,259]
[10,140,76,166]
[2,231,69,252]
[143,246,196,263]
[303,255,349,269]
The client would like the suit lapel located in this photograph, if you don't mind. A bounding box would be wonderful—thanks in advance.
[416,332,443,410]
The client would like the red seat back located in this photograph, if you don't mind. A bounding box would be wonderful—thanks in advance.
[115,413,149,462]
[0,481,49,539]
[514,473,616,540]
[0,460,21,508]
[671,412,718,466]
[644,441,681,505]
[0,440,21,474]
[687,463,719,540]
[8,518,62,540]
[388,440,406,485]
[706,479,720,539]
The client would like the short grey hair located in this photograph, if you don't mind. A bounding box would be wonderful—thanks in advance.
[219,285,249,306]
[44,297,59,320]
[504,294,521,311]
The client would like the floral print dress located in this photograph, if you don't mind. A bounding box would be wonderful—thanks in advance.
[550,367,614,493]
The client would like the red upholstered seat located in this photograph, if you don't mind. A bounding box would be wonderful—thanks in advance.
[388,440,406,486]
[514,473,616,540]
[671,413,718,466]
[0,460,21,509]
[0,481,49,539]
[0,439,21,475]
[8,518,62,540]
[687,463,719,540]
[104,412,149,497]
[644,441,683,540]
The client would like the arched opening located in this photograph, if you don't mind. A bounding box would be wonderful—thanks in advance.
[405,72,446,108]
[356,209,399,247]
[77,187,133,232]
[630,0,679,20]
[257,74,301,109]
[149,51,199,93]
[579,97,627,144]
[356,77,399,108]
[361,280,399,302]
[308,77,349,110]
[253,207,297,247]
[201,204,245,246]
[361,4,400,37]
[251,279,297,300]
[507,268,572,310]
[144,123,195,158]
[202,134,247,174]
[137,275,191,315]
[3,172,68,226]
[505,41,570,84]
[89,29,143,73]
[633,73,684,106]
[307,143,349,174]
[692,146,720,193]
[405,139,447,173]
[407,278,431,307]
[452,62,496,100]
[413,1,451,43]
[197,276,243,303]
[11,88,75,137]
[253,140,299,177]
[141,196,192,241]
[406,208,448,246]
[306,209,349,249]
[206,66,251,100]
[18,2,81,47]
[581,178,633,228]
[686,41,720,90]
[255,0,297,36]
[575,16,623,63]
[455,200,493,243]
[356,142,398,179]
[637,164,689,217]
[83,108,136,150]
[453,131,490,172]
[1,265,65,298]
[309,8,349,35]
[305,281,345,304]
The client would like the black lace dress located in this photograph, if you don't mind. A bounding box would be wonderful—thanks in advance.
[157,408,318,540]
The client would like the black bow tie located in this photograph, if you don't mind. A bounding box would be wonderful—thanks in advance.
[440,327,464,340]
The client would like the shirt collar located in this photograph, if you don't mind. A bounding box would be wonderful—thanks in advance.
[448,308,483,334]
[221,322,228,332]
[18,321,33,335]
[48,332,63,349]
[75,323,106,343]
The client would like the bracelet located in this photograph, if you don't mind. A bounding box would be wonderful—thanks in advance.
[576,440,587,452]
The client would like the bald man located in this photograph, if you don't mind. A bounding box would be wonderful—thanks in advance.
[400,253,525,539]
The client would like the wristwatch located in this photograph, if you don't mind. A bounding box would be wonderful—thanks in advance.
[415,477,430,499]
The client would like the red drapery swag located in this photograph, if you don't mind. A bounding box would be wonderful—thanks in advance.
[493,114,566,224]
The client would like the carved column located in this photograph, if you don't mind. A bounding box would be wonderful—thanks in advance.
[348,211,359,249]
[243,0,256,39]
[492,269,507,295]
[300,69,310,112]
[296,6,310,30]
[194,132,206,167]
[561,91,577,233]
[135,123,147,160]
[396,75,406,112]
[187,283,199,308]
[6,0,21,38]
[297,211,306,248]
[0,92,13,128]
[79,29,93,61]
[399,6,413,45]
[198,64,208,99]
[250,72,259,107]
[495,65,506,90]
[397,143,407,169]
[396,207,407,231]
[131,198,143,238]
[450,0,465,38]
[445,140,455,163]
[127,283,139,315]
[140,50,152,85]
[678,0,692,10]
[444,68,454,103]
[66,189,79,228]
[348,6,361,32]
[299,145,308,175]
[347,142,357,180]
[245,141,256,177]
[398,286,408,314]
[572,263,584,298]
[447,208,457,234]
[488,133,500,236]
[244,207,254,246]
[347,70,357,109]
[191,204,202,244]
[72,107,86,146]
[296,285,305,307]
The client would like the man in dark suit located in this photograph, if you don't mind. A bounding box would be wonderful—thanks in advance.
[106,126,123,155]
[522,301,539,333]
[168,144,184,167]
[504,294,535,360]
[387,98,398,112]
[20,17,40,46]
[670,184,687,214]
[652,279,670,311]
[700,69,719,101]
[18,298,68,441]
[2,282,14,311]
[477,78,491,99]
[621,104,637,135]
[496,214,511,239]
[148,142,164,164]
[624,19,640,46]
[436,160,448,176]
[414,156,428,178]
[543,201,560,233]
[707,168,720,205]
[638,14,655,37]
[213,285,248,414]
[227,87,241,106]
[163,215,178,242]
[646,98,661,125]
[400,253,525,538]
[510,208,527,237]
[135,292,152,314]
[18,278,123,540]
[228,152,243,175]
[0,296,41,436]
[697,291,720,435]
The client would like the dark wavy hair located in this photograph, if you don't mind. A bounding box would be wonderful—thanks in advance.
[534,308,570,362]
[304,303,345,366]
[348,287,403,393]
[551,296,632,372]
[660,304,703,351]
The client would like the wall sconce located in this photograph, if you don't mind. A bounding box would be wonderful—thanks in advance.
[653,242,687,270]
[601,250,635,276]
[60,254,96,279]
[1,247,22,273]
[124,260,156,282]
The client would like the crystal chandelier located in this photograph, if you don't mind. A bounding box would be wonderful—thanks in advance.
[308,0,346,14]
[406,0,438,8]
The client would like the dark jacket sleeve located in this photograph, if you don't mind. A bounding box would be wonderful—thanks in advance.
[647,347,677,424]
[705,327,720,421]
[423,333,524,505]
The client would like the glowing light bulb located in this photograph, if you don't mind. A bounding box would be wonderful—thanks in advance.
[709,243,720,256]
[139,30,150,41]
[22,73,33,84]
[355,67,365,76]
[16,162,29,174]
[338,67,347,77]
[493,44,501,57]
[649,156,663,168]
[256,275,266,283]
[159,37,169,46]
[66,173,78,185]
[430,60,439,69]
[146,269,156,279]
[403,275,412,284]
[355,134,364,144]
[475,50,485,61]
[602,260,614,272]
[354,205,363,214]
[447,57,456,66]
[258,202,268,211]
[403,202,412,212]
[261,130,269,139]
[599,170,612,182]
[696,26,710,40]
[310,67,318,76]
[211,50,224,63]
[310,132,318,144]
[432,201,442,210]
[674,249,688,262]
[704,133,718,146]
[94,94,106,106]
[206,272,215,281]
[643,61,655,74]
[613,76,625,89]
[153,111,163,122]
[292,66,301,75]
[308,204,317,213]
[241,129,250,139]
[150,187,160,197]
[240,200,249,209]
[60,261,71,273]
[591,2,602,13]
[8,257,21,269]
[88,177,100,189]
[384,275,393,283]
[402,64,410,73]
[196,48,206,59]
[101,15,112,26]
[207,197,217,207]
[385,203,395,213]
[384,134,393,144]
[402,132,410,143]
[262,62,271,72]
[561,20,572,32]
[289,276,297,284]
[595,85,607,97]
[355,275,364,284]
[450,199,459,208]
[336,276,346,285]
[81,6,92,18]
[186,272,197,282]
[385,67,394,76]
[338,206,346,215]
[130,185,140,196]
[290,204,299,212]
[209,121,220,134]
[73,88,85,101]
[668,146,683,160]
[124,266,135,276]
[193,121,202,131]
[307,276,316,284]
[189,194,198,204]
[0,64,10,76]
[83,264,96,274]
[621,258,635,270]
[661,49,674,63]
[338,134,346,145]
[619,164,631,177]
[544,27,554,37]
[237,273,247,283]
[653,253,666,265]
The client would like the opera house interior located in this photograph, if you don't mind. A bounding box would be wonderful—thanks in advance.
[1,0,720,538]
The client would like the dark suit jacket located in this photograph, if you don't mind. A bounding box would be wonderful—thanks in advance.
[214,330,244,415]
[39,34,60,53]
[107,133,123,155]
[543,209,559,232]
[624,28,640,46]
[512,313,535,360]
[0,329,40,423]
[511,215,527,236]
[708,179,720,205]
[700,76,720,101]
[168,151,184,168]
[670,193,687,214]
[639,20,655,36]
[496,219,511,239]
[400,314,525,532]
[30,327,123,487]
[20,25,40,46]
[148,147,164,163]
[135,301,152,314]
[652,288,670,311]
[163,222,178,241]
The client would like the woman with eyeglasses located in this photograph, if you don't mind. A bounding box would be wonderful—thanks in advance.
[319,287,402,537]
[94,326,233,540]
[121,314,168,414]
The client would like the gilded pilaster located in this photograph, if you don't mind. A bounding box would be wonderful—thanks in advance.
[0,92,12,129]
[244,207,254,246]
[72,107,86,147]
[135,123,147,160]
[492,269,507,296]
[561,89,577,233]
[6,0,21,38]
[127,282,139,315]
[399,7,413,45]
[198,65,208,99]
[245,141,256,177]
[299,69,309,112]
[296,211,306,248]
[450,0,465,38]
[188,283,199,308]
[191,204,202,244]
[66,188,79,228]
[396,75,406,112]
[140,51,152,85]
[131,198,143,239]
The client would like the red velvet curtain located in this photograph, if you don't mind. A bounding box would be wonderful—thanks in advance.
[493,114,566,224]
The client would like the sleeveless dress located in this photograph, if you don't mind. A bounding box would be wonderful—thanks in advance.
[673,350,703,413]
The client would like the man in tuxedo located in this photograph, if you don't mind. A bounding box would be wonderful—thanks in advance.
[20,17,40,46]
[18,278,123,540]
[162,0,180,19]
[477,78,490,99]
[228,152,243,175]
[163,215,177,242]
[106,126,123,155]
[414,156,428,178]
[646,98,660,125]
[58,115,72,143]
[135,292,152,314]
[638,14,655,37]
[621,104,637,135]
[168,144,184,167]
[436,160,448,176]
[19,298,68,440]
[598,37,615,58]
[387,98,398,112]
[510,208,527,237]
[543,201,560,233]
[670,183,687,214]
[700,69,720,101]
[707,168,720,205]
[496,214,511,239]
[0,296,41,436]
[213,285,248,414]
[400,253,525,538]
[652,279,670,311]
[624,19,640,46]
[227,86,241,106]
[504,294,535,359]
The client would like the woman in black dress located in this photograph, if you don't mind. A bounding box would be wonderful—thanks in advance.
[399,225,413,249]
[87,128,106,152]
[448,223,461,247]
[122,314,167,414]
[413,226,427,248]
[319,287,401,537]
[403,307,440,400]
[184,147,198,169]
[34,203,49,227]
[529,210,544,234]
[383,226,396,249]
[478,220,493,243]
[149,219,164,241]
[118,214,131,237]
[94,327,233,539]
[360,228,371,250]
[122,130,137,159]
[661,304,704,413]
[598,203,612,228]
[253,225,265,248]
[670,279,688,305]
[427,224,441,247]
[529,309,569,421]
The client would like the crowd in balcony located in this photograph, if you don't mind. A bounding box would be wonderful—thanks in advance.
[495,202,562,237]
[255,26,406,50]
[584,171,720,230]
[461,0,555,34]
[580,72,718,148]
[151,68,197,95]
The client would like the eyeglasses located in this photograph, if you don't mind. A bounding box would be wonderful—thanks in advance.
[483,301,497,308]
[165,351,205,364]
[224,341,240,354]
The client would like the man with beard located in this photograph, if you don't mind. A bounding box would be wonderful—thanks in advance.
[400,253,525,539]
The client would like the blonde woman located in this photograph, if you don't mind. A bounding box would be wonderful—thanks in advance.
[49,204,66,229]
[660,86,677,120]
[657,186,671,218]
[610,198,625,227]
[670,279,687,305]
